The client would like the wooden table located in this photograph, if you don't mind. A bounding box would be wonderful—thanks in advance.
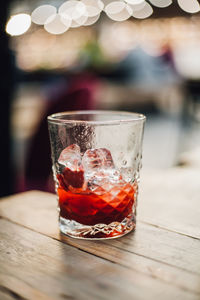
[0,168,200,300]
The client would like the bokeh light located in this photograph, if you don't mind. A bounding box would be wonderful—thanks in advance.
[177,0,200,14]
[149,0,172,8]
[101,0,114,6]
[105,1,132,21]
[6,13,31,36]
[31,5,57,25]
[9,16,200,71]
[126,0,146,12]
[59,1,86,21]
[6,0,200,39]
[69,14,88,27]
[125,0,144,3]
[82,0,104,17]
[100,21,138,57]
[83,14,101,26]
[132,2,153,19]
[13,27,93,71]
[44,14,70,35]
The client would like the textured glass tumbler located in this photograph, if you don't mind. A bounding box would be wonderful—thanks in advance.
[48,111,145,239]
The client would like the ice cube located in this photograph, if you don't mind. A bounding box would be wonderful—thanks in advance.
[82,148,114,173]
[82,148,125,194]
[58,144,84,189]
[87,169,124,195]
[58,144,82,170]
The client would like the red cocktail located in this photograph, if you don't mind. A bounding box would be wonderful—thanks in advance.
[57,180,135,226]
[48,111,145,239]
[56,145,137,236]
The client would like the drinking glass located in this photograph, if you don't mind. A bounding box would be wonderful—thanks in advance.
[48,111,145,239]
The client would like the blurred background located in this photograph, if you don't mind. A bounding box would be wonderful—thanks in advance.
[1,0,200,196]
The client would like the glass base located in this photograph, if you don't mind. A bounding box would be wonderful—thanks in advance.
[59,214,136,240]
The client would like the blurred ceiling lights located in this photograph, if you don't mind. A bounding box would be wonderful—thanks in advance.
[132,2,153,18]
[12,17,200,72]
[177,0,200,13]
[31,5,57,25]
[149,0,172,8]
[6,0,200,36]
[125,0,147,11]
[6,13,31,36]
[44,14,71,34]
[104,2,133,21]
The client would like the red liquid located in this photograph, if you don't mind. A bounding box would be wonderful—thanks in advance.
[57,183,135,226]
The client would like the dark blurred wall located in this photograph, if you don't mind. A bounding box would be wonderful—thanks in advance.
[0,0,13,196]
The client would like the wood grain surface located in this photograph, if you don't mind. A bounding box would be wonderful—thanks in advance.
[0,168,200,300]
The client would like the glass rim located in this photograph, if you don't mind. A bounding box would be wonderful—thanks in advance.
[47,110,146,125]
